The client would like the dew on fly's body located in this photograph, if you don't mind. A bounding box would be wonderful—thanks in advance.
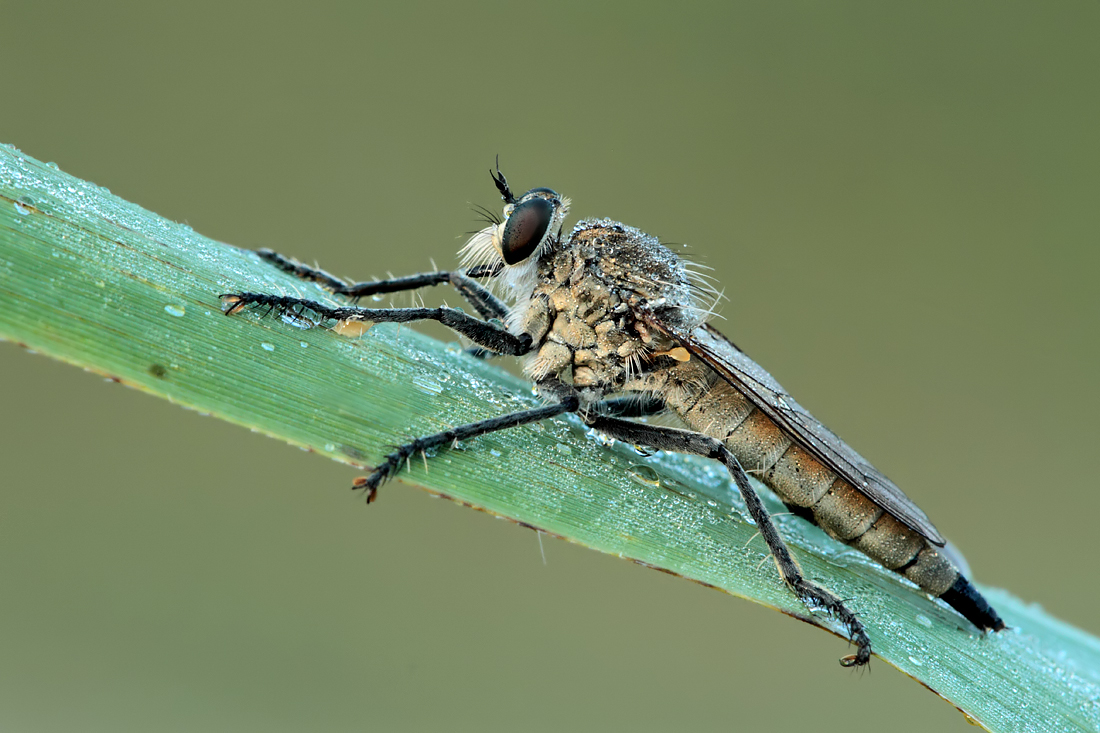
[280,311,318,329]
[585,427,616,447]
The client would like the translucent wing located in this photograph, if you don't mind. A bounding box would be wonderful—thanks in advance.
[638,309,946,546]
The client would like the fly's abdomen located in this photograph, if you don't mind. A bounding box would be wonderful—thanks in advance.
[665,370,958,597]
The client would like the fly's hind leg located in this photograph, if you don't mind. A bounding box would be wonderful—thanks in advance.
[353,386,580,502]
[254,249,508,321]
[592,394,667,419]
[584,414,872,667]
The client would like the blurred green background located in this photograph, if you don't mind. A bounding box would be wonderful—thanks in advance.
[2,2,1097,731]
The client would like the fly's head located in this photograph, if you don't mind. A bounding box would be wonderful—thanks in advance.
[461,165,571,298]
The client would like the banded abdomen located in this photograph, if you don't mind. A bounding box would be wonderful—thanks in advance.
[645,361,1001,630]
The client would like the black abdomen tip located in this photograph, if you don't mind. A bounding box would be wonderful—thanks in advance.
[939,575,1005,631]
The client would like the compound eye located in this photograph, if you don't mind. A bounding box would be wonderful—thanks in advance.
[500,197,553,264]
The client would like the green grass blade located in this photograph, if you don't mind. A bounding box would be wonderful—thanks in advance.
[2,144,1098,732]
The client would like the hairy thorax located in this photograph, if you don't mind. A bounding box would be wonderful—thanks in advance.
[514,220,701,403]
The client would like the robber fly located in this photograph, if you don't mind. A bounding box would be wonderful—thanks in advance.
[222,165,1005,666]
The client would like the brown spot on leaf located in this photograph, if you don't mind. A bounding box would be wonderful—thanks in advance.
[339,444,368,462]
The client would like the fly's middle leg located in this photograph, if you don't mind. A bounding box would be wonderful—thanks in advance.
[221,293,533,356]
[584,414,872,667]
[222,292,553,501]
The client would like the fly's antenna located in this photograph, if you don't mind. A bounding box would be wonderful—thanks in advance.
[490,155,516,204]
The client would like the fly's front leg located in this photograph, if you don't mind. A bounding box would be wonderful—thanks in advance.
[255,249,508,321]
[221,293,532,356]
[584,414,872,667]
[353,385,581,502]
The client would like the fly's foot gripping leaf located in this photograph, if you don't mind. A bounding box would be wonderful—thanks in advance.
[792,577,872,667]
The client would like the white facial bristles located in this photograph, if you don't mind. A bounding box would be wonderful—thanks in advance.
[458,224,502,271]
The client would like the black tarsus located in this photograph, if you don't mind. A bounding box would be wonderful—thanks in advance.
[222,293,532,356]
[582,414,873,667]
[253,249,346,291]
[939,575,1006,632]
[359,388,581,497]
[491,155,516,204]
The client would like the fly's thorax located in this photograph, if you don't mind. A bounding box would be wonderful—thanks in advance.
[568,219,703,332]
[518,241,639,392]
[516,220,702,395]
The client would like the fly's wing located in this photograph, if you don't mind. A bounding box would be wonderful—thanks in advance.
[638,309,946,547]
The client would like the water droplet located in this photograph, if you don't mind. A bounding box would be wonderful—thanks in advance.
[907,655,925,667]
[555,443,573,456]
[45,161,59,170]
[412,374,443,394]
[13,201,30,216]
[280,312,315,329]
[164,304,185,317]
[628,465,661,487]
[585,427,616,447]
[300,341,309,348]
[371,293,384,302]
[914,614,933,628]
[489,449,502,457]
[260,342,275,352]
[324,443,336,452]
